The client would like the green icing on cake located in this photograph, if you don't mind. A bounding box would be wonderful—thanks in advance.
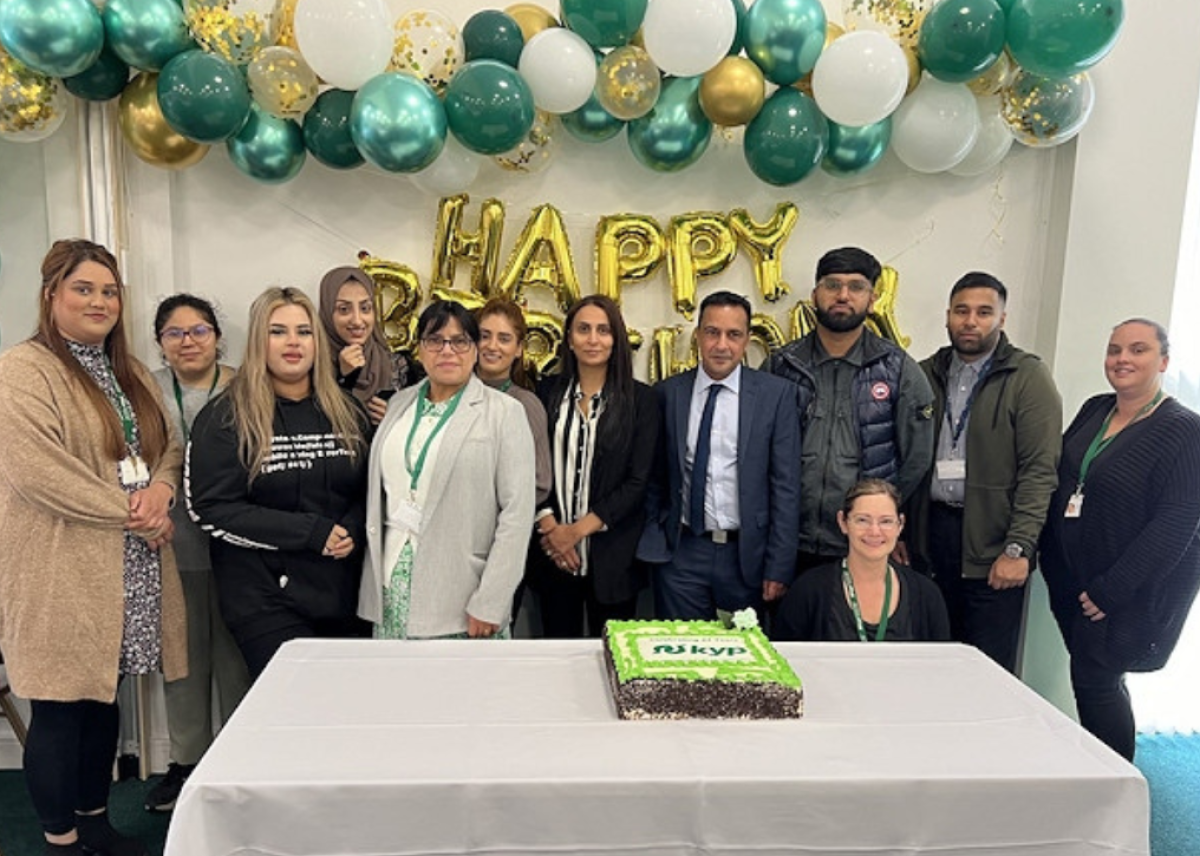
[606,620,801,688]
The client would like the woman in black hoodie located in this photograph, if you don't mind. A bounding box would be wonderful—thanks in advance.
[187,287,370,678]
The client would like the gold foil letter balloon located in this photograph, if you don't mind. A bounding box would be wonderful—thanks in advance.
[594,214,666,305]
[729,203,798,303]
[666,213,737,321]
[494,203,582,312]
[865,265,910,347]
[359,252,422,352]
[431,194,506,296]
[648,325,698,384]
[749,313,787,360]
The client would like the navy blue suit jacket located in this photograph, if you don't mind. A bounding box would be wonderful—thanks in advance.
[639,367,802,588]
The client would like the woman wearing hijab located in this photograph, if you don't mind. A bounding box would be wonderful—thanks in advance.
[317,265,412,425]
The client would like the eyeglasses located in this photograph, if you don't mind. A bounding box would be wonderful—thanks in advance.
[847,514,901,531]
[161,324,214,343]
[420,335,474,354]
[817,278,873,296]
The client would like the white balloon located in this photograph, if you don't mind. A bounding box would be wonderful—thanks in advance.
[294,0,391,91]
[643,0,736,78]
[518,28,596,115]
[812,30,908,127]
[950,96,1014,177]
[409,134,482,196]
[891,74,980,174]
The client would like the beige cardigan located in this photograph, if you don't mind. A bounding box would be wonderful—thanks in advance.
[0,341,187,702]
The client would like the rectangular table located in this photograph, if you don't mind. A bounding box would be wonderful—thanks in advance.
[165,639,1148,856]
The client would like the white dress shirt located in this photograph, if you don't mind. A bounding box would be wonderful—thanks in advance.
[684,364,741,532]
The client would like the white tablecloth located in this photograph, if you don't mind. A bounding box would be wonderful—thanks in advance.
[164,639,1148,856]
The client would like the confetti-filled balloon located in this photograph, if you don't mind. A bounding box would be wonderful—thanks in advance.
[184,0,275,66]
[271,0,299,49]
[1001,69,1094,148]
[0,48,69,142]
[843,0,933,51]
[595,45,661,122]
[247,46,318,120]
[390,9,464,94]
[494,109,558,173]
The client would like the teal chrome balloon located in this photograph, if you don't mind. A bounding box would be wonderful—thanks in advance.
[562,92,625,142]
[63,47,130,102]
[102,0,195,72]
[561,0,647,49]
[742,0,826,86]
[729,0,747,56]
[743,88,827,185]
[627,76,711,173]
[1006,0,1124,79]
[462,10,525,68]
[822,117,891,177]
[157,50,250,143]
[919,0,1005,83]
[303,89,363,170]
[0,0,103,78]
[351,73,446,173]
[444,59,535,155]
[226,104,306,184]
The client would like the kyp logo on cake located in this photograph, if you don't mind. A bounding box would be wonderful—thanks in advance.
[641,637,753,662]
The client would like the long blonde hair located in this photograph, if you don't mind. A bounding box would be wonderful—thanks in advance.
[225,286,366,480]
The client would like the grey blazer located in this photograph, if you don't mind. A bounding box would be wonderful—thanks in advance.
[358,375,536,636]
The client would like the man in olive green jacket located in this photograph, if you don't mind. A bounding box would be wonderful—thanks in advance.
[904,272,1062,673]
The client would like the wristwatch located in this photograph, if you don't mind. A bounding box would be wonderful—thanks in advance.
[1004,543,1025,559]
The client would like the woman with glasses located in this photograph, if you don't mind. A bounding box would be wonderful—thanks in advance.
[1040,319,1200,761]
[359,301,535,639]
[528,295,660,638]
[0,239,185,856]
[318,266,412,426]
[187,287,370,678]
[772,479,950,642]
[145,295,249,812]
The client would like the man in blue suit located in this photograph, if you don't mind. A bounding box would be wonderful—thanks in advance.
[639,291,802,619]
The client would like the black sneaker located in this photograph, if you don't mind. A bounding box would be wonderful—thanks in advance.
[143,762,194,812]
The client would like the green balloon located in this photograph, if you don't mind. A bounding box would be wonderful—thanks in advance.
[226,104,306,184]
[157,50,250,143]
[0,0,103,78]
[350,73,447,173]
[1006,0,1124,78]
[462,10,525,68]
[822,117,891,177]
[627,76,711,173]
[729,0,748,56]
[562,92,625,142]
[444,60,535,155]
[63,47,130,102]
[562,0,647,49]
[743,88,827,186]
[303,89,364,170]
[742,0,826,86]
[919,0,1006,83]
[102,0,195,72]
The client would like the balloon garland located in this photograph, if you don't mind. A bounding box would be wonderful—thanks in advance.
[0,0,1124,185]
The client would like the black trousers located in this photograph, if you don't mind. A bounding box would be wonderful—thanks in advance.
[531,564,638,638]
[926,502,1026,673]
[235,615,370,679]
[24,698,120,835]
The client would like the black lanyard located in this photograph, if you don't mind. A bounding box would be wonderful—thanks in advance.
[945,355,994,449]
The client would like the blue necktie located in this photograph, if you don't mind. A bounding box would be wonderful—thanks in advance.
[689,384,722,533]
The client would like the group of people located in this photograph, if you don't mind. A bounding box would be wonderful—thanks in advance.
[1,240,1198,855]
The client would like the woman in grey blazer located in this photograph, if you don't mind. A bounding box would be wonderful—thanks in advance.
[358,301,536,638]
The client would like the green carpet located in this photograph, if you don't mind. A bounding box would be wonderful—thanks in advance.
[0,736,1197,855]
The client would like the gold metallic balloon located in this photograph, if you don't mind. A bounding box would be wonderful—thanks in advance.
[700,56,765,127]
[359,252,422,352]
[596,46,661,122]
[968,50,1015,97]
[666,213,737,321]
[495,203,582,313]
[903,44,921,95]
[648,325,697,384]
[431,193,506,296]
[524,310,564,376]
[118,72,210,168]
[750,312,787,360]
[792,22,845,97]
[271,0,299,49]
[185,0,275,65]
[505,3,558,42]
[729,203,798,303]
[494,110,558,174]
[866,267,910,348]
[0,49,69,143]
[390,9,464,95]
[247,46,318,120]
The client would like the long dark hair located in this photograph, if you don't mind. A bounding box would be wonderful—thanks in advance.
[558,294,634,449]
[476,297,532,390]
[35,239,170,465]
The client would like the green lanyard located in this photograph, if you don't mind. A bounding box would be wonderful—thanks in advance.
[404,381,464,492]
[171,368,220,443]
[842,559,893,643]
[102,358,136,447]
[498,378,513,393]
[1078,390,1163,488]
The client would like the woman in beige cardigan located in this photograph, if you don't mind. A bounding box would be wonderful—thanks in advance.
[0,240,186,856]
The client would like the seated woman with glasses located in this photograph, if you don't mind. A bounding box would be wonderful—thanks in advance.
[358,301,535,639]
[772,479,950,642]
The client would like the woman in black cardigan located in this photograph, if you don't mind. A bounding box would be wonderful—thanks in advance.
[1040,319,1200,760]
[530,295,660,637]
